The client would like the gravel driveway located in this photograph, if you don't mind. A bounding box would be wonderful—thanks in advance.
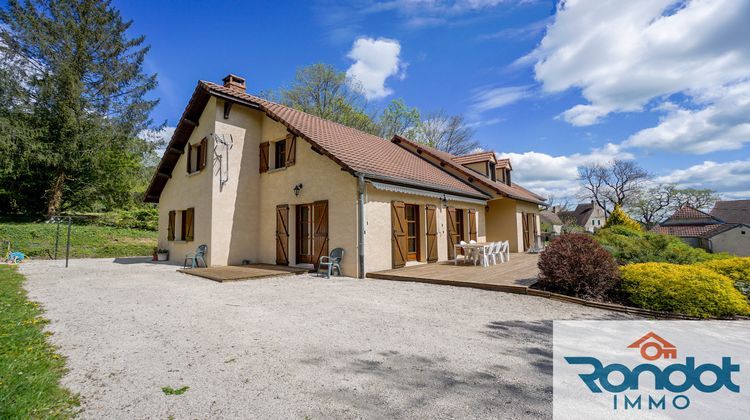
[21,258,628,419]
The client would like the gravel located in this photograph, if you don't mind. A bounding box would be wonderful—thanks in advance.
[21,258,630,419]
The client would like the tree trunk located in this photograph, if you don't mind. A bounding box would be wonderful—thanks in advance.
[46,171,65,216]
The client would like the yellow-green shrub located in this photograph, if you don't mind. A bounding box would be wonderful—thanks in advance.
[698,257,750,299]
[604,204,642,231]
[620,263,750,318]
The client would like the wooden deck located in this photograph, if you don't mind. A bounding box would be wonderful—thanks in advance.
[367,253,539,293]
[178,264,310,282]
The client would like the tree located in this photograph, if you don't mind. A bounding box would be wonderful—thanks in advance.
[604,204,642,230]
[415,110,480,155]
[628,184,719,228]
[578,160,650,215]
[377,98,420,139]
[0,0,158,214]
[274,63,377,134]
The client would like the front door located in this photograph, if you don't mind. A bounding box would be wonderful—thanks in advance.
[296,204,314,264]
[405,204,420,261]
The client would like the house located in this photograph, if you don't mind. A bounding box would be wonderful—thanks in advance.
[540,210,562,235]
[651,205,750,256]
[557,201,607,233]
[144,74,544,277]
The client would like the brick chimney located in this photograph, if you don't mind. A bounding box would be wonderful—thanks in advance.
[222,74,246,92]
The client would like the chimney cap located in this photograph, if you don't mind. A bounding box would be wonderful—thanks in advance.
[222,74,246,92]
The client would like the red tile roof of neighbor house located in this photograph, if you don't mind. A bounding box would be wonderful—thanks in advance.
[651,224,726,238]
[651,205,726,238]
[710,200,750,225]
[390,135,545,205]
[145,80,493,202]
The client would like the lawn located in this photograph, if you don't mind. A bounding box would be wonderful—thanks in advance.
[0,222,157,259]
[0,266,79,418]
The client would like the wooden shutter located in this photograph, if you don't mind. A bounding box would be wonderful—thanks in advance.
[312,200,329,267]
[446,207,457,260]
[168,210,175,241]
[425,205,438,263]
[185,208,194,241]
[468,209,477,242]
[259,142,270,173]
[186,143,193,173]
[276,204,289,265]
[522,212,529,251]
[391,201,407,268]
[198,137,207,170]
[285,134,296,167]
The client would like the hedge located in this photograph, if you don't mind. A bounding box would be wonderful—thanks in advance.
[620,263,750,318]
[698,257,750,300]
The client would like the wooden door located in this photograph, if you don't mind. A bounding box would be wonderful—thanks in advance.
[295,203,313,264]
[522,212,530,251]
[391,201,407,268]
[404,204,420,261]
[312,200,329,268]
[276,205,289,264]
[425,205,437,263]
[446,207,457,260]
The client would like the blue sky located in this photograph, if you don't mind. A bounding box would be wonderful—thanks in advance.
[116,0,750,200]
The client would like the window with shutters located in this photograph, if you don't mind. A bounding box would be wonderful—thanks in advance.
[186,138,207,174]
[273,140,286,169]
[169,208,195,242]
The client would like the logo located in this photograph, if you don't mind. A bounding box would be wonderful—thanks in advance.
[627,331,676,361]
[554,321,748,418]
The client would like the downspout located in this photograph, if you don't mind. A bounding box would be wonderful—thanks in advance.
[357,173,366,279]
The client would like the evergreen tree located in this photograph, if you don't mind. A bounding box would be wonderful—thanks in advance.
[0,0,158,214]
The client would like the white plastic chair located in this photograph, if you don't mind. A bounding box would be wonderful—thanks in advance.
[455,241,469,265]
[498,241,510,263]
[476,243,495,267]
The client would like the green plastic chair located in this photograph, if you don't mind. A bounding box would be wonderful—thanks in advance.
[318,248,344,278]
[184,244,207,268]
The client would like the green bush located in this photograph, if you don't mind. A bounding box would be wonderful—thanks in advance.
[698,258,750,300]
[90,208,158,231]
[595,225,727,265]
[620,263,750,318]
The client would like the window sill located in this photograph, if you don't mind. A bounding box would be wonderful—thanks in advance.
[267,166,287,174]
[170,240,191,243]
[186,170,203,177]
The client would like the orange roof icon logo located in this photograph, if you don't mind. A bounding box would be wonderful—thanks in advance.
[627,332,677,361]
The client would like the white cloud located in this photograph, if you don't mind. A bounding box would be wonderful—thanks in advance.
[529,0,750,153]
[497,143,633,199]
[655,159,750,199]
[469,85,530,113]
[346,37,404,100]
[625,81,750,154]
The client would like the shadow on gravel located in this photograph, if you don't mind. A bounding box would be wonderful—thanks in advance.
[316,349,551,419]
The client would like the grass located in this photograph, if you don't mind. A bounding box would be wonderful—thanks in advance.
[0,266,79,418]
[161,386,189,395]
[0,222,156,259]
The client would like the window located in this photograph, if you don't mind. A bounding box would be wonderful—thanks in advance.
[168,208,194,241]
[405,204,420,261]
[488,162,496,181]
[274,140,286,169]
[187,138,207,174]
[455,209,465,241]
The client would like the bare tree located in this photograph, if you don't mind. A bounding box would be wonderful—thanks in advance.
[627,184,719,227]
[673,188,720,210]
[545,194,572,212]
[415,110,480,155]
[578,160,650,214]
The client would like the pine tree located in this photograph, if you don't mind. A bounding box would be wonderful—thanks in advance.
[0,0,158,214]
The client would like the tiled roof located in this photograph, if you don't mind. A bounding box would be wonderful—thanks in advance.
[651,224,726,238]
[145,81,490,201]
[540,210,562,225]
[496,158,512,170]
[710,200,750,224]
[700,223,748,238]
[452,151,497,165]
[391,135,545,205]
[661,205,723,226]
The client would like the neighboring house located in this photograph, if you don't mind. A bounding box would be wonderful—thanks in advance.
[540,210,562,235]
[651,205,750,256]
[557,201,607,233]
[144,74,544,277]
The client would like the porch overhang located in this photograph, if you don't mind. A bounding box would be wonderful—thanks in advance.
[368,181,488,206]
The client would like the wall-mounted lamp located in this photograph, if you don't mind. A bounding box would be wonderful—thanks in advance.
[440,194,448,206]
[293,183,303,196]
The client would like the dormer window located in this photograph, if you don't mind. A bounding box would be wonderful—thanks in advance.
[489,162,496,181]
